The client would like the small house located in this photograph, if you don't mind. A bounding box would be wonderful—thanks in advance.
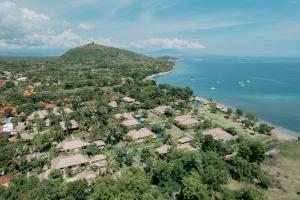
[56,139,90,152]
[127,128,156,141]
[203,128,234,142]
[174,115,198,126]
[51,154,90,170]
[59,120,79,131]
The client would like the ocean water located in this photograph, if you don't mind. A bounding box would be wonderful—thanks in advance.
[154,56,300,135]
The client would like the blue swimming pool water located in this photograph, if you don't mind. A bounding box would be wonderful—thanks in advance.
[156,133,165,142]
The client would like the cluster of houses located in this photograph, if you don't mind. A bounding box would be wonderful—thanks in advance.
[0,93,240,185]
[38,138,107,181]
[0,105,80,141]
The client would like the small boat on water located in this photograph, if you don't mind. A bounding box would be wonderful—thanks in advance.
[210,87,216,90]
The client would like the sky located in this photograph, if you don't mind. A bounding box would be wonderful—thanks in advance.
[0,0,300,56]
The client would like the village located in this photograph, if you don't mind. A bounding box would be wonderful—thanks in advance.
[1,44,298,200]
[1,76,275,185]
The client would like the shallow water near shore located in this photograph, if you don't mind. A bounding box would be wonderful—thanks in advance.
[154,56,300,135]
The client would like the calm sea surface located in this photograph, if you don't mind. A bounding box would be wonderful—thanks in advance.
[154,56,300,135]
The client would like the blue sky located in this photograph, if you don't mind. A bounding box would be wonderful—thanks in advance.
[1,0,300,56]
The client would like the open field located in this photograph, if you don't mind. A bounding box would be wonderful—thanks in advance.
[263,141,300,200]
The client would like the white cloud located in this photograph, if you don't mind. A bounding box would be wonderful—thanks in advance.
[78,23,94,30]
[0,1,84,49]
[132,38,206,49]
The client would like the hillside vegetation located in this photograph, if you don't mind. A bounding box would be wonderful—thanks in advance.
[57,42,173,69]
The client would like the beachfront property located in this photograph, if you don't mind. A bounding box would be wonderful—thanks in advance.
[126,128,156,141]
[174,115,199,126]
[152,105,171,115]
[56,139,91,152]
[59,119,79,131]
[193,96,210,105]
[203,128,234,142]
[216,103,229,113]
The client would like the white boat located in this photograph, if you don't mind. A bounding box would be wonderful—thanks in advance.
[210,87,216,90]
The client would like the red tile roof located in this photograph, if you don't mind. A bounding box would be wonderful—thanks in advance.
[38,101,57,109]
[0,106,17,118]
[0,125,4,137]
[0,80,6,87]
[0,174,17,186]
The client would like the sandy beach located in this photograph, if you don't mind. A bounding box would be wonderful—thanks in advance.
[271,128,298,140]
[144,66,175,81]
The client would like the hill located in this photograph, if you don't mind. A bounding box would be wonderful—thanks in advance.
[57,42,172,69]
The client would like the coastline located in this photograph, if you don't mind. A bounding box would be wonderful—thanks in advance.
[152,62,299,141]
[144,65,175,81]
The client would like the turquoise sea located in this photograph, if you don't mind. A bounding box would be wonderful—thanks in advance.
[154,56,300,135]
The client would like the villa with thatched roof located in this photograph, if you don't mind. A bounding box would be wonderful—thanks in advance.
[203,128,234,142]
[27,110,48,121]
[109,101,118,108]
[93,140,106,148]
[51,154,90,170]
[56,139,90,152]
[127,128,155,141]
[116,113,139,127]
[20,132,34,141]
[155,144,171,155]
[122,96,135,103]
[194,96,210,105]
[216,103,229,113]
[90,154,107,168]
[174,115,198,126]
[59,119,79,131]
[177,136,196,151]
[53,107,73,116]
[152,105,171,115]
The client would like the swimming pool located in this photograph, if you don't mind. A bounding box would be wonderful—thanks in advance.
[156,133,165,142]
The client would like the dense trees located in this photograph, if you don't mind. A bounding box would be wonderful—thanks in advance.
[201,135,233,156]
[179,173,211,200]
[238,141,265,163]
[92,168,163,200]
[255,123,274,135]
